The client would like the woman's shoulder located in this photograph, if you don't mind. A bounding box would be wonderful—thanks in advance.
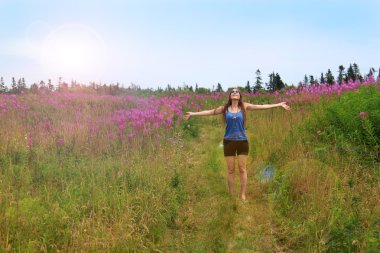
[242,102,250,110]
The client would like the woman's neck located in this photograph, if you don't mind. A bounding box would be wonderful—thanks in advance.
[230,100,239,109]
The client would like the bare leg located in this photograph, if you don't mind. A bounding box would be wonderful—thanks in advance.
[225,156,235,196]
[238,155,248,200]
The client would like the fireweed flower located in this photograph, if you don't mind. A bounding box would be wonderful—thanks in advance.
[57,137,63,145]
[27,136,33,147]
[359,112,368,120]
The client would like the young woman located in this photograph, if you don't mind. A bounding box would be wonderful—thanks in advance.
[184,88,291,201]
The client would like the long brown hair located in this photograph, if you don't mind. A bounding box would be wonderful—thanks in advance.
[222,88,246,128]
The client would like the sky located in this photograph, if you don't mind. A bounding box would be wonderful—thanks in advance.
[0,0,379,90]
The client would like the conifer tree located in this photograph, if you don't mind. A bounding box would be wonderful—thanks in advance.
[367,67,375,78]
[274,73,285,90]
[17,78,22,91]
[244,81,251,93]
[267,72,275,92]
[17,78,26,92]
[48,79,54,91]
[11,77,17,93]
[338,65,345,85]
[216,83,223,92]
[326,69,335,85]
[40,80,46,90]
[370,68,377,78]
[352,63,359,79]
[58,77,63,91]
[303,75,309,86]
[21,78,26,90]
[309,75,315,85]
[30,83,39,93]
[253,69,263,92]
[352,63,363,82]
[320,72,326,84]
[346,64,355,82]
[0,77,7,93]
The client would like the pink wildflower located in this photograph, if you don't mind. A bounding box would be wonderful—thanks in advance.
[359,112,368,120]
[57,137,63,145]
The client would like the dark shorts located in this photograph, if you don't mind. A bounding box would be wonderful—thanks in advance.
[223,139,249,156]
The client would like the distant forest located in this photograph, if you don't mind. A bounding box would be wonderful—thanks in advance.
[0,63,379,95]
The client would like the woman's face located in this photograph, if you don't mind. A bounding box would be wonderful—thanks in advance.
[230,89,240,100]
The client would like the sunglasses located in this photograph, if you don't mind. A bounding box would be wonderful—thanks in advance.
[230,90,240,94]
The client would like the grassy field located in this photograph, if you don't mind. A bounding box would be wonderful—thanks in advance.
[0,88,379,252]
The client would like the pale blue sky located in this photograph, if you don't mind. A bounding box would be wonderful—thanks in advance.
[0,0,379,89]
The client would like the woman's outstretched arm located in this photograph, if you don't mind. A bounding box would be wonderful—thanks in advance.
[184,105,224,120]
[244,102,291,111]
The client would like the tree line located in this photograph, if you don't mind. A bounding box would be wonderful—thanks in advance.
[0,63,379,95]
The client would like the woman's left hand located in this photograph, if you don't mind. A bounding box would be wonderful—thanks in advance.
[279,102,291,111]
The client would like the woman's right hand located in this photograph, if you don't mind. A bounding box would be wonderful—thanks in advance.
[184,112,193,120]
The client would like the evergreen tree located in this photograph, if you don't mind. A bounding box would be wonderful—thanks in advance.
[368,68,372,77]
[357,74,364,83]
[320,72,326,84]
[309,75,315,85]
[21,78,26,90]
[30,83,39,93]
[216,83,223,92]
[303,74,309,86]
[274,73,285,90]
[254,69,263,92]
[40,80,46,90]
[346,64,355,82]
[244,81,251,93]
[17,78,22,91]
[353,63,359,79]
[58,77,63,91]
[0,77,7,93]
[195,83,198,92]
[326,69,335,85]
[367,67,375,78]
[370,68,377,78]
[48,79,54,91]
[267,72,275,92]
[338,65,345,85]
[17,78,26,92]
[11,77,17,92]
[267,72,285,92]
[352,63,363,82]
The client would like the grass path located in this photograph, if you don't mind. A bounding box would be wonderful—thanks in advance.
[162,115,290,252]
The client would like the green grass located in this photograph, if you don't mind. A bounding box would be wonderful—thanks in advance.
[1,93,379,252]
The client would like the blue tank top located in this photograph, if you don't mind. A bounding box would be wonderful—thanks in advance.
[223,107,248,141]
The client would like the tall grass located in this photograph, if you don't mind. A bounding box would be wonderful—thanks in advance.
[0,83,379,251]
[268,86,380,252]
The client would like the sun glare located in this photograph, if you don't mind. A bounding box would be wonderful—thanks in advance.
[40,23,108,80]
